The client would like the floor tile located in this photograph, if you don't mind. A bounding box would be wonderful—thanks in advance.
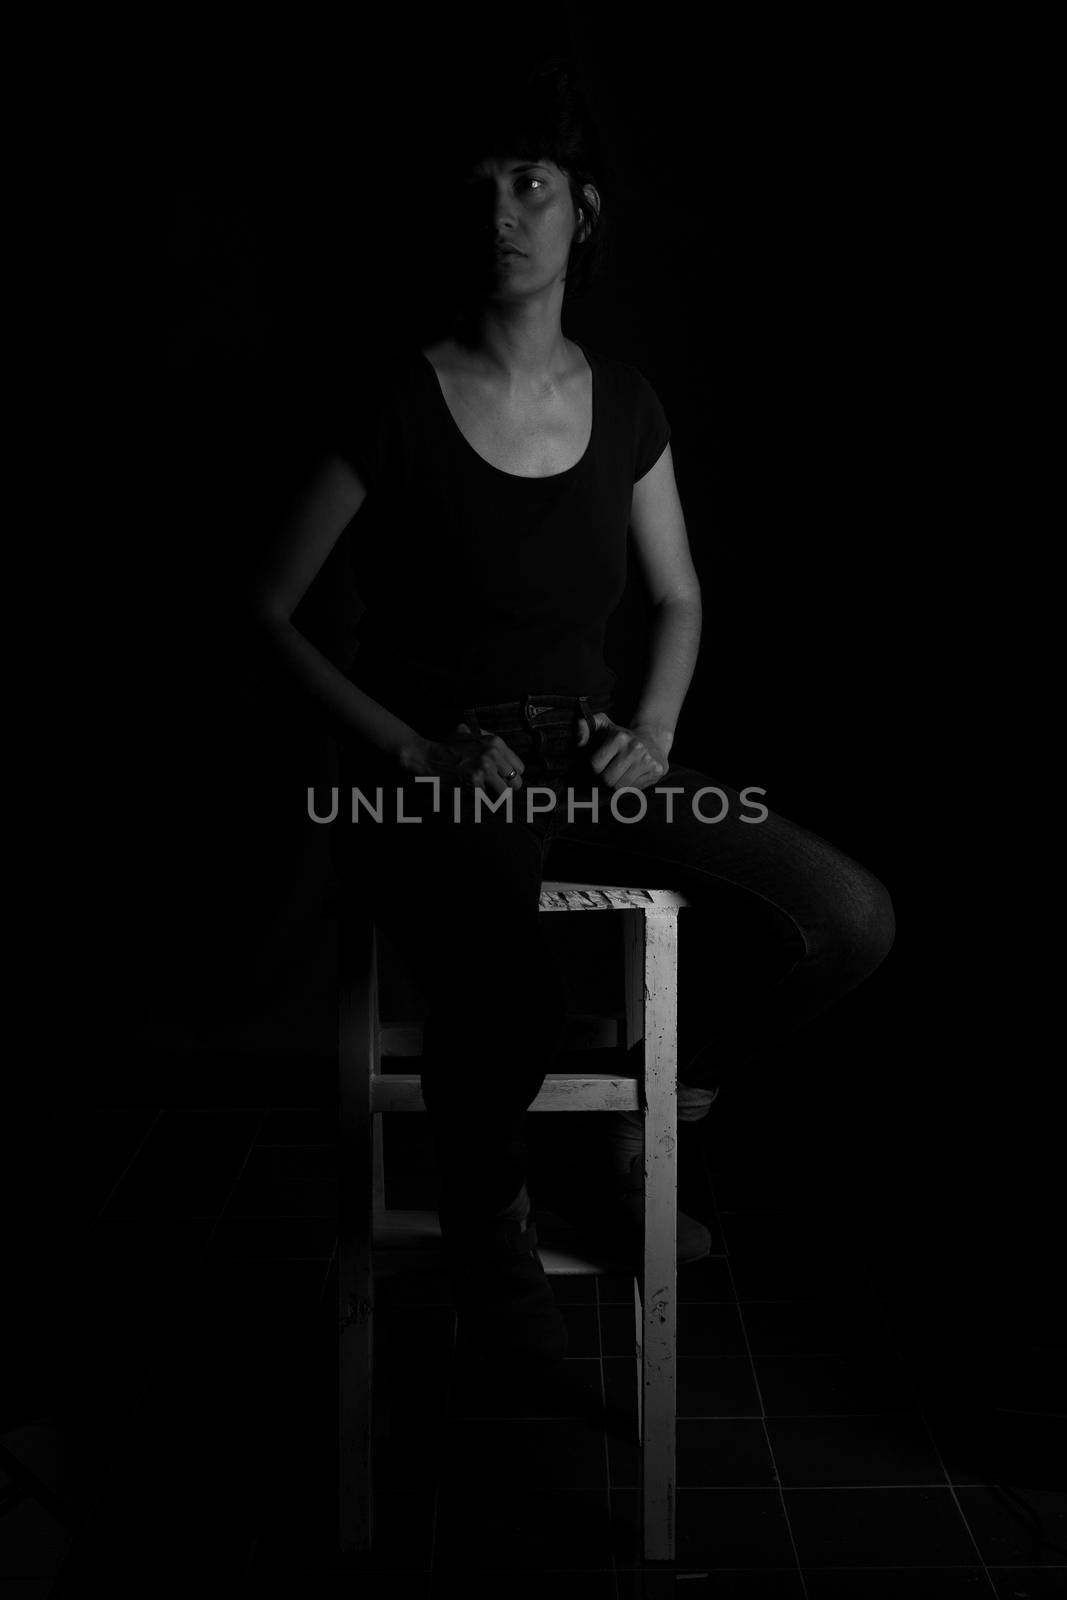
[585,1292,742,1356]
[593,1302,749,1360]
[676,1301,750,1358]
[676,1257,737,1302]
[54,1463,258,1582]
[729,1251,875,1302]
[241,1143,337,1181]
[79,1108,160,1215]
[803,1570,991,1597]
[372,1410,447,1492]
[616,1573,805,1598]
[611,1486,797,1568]
[955,1486,1067,1567]
[592,1272,640,1305]
[79,1216,210,1265]
[449,1357,604,1423]
[709,1159,814,1211]
[598,1355,763,1429]
[201,1256,330,1317]
[990,1569,1067,1597]
[767,1413,946,1486]
[99,1109,262,1219]
[676,1358,764,1418]
[440,1418,609,1490]
[783,1487,979,1567]
[206,1217,336,1260]
[222,1175,337,1219]
[609,1417,776,1488]
[247,1489,435,1575]
[560,1306,604,1358]
[740,1298,898,1357]
[926,1408,1067,1491]
[755,1354,920,1416]
[257,1107,336,1144]
[991,1351,1067,1416]
[594,1259,735,1304]
[1026,1300,1067,1349]
[265,1578,430,1599]
[547,1275,597,1305]
[604,1302,653,1360]
[434,1485,612,1570]
[431,1574,616,1599]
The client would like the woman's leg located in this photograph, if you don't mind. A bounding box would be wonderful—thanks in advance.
[333,749,566,1218]
[546,766,895,1090]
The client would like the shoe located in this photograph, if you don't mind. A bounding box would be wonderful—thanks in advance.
[573,1155,713,1268]
[679,1083,720,1122]
[439,1206,568,1366]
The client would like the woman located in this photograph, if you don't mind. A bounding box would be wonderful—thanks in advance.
[251,61,894,1366]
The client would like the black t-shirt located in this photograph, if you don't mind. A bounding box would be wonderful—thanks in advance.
[335,342,671,723]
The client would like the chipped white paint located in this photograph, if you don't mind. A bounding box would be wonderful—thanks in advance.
[629,905,680,1561]
[539,880,688,913]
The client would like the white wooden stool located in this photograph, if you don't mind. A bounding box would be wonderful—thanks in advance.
[338,880,687,1562]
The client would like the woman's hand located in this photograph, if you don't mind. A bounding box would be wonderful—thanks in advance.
[398,724,525,796]
[579,713,669,792]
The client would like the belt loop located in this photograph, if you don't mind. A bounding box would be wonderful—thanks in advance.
[578,694,598,742]
[520,693,547,757]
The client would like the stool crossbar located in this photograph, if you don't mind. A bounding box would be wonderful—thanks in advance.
[339,880,687,1561]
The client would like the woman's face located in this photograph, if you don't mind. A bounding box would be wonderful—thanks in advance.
[458,154,591,301]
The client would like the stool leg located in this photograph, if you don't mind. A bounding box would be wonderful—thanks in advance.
[339,915,378,1551]
[373,1116,385,1212]
[633,1275,643,1447]
[622,909,645,1053]
[633,907,679,1563]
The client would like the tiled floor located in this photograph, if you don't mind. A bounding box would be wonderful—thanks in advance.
[3,1092,1066,1598]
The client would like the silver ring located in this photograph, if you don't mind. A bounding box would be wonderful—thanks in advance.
[503,768,518,781]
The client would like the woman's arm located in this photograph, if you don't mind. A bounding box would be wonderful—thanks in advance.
[627,444,703,751]
[586,445,702,789]
[248,455,527,788]
[248,454,425,764]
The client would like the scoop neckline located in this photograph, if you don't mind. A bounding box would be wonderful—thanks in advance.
[418,341,595,482]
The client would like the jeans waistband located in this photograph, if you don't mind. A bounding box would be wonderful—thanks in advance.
[450,691,612,744]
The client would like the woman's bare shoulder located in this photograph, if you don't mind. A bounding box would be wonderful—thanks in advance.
[420,337,451,373]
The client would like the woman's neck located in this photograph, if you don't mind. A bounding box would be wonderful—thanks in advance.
[452,302,574,384]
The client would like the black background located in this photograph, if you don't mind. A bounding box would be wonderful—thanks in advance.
[34,13,1054,1429]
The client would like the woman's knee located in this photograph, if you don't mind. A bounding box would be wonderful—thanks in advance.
[831,866,896,979]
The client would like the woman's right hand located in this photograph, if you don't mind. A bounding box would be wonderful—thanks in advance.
[398,724,525,796]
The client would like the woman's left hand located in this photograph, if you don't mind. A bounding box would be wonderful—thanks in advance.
[579,713,670,791]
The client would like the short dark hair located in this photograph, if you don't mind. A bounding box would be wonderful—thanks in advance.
[450,54,611,300]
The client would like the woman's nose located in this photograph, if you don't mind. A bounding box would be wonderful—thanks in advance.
[493,188,518,232]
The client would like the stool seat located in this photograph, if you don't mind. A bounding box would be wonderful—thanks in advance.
[538,882,688,912]
[339,878,688,1562]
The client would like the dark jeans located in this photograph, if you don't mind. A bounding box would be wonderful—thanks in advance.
[331,693,895,1215]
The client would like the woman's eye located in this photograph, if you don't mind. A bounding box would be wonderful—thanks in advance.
[517,177,546,192]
